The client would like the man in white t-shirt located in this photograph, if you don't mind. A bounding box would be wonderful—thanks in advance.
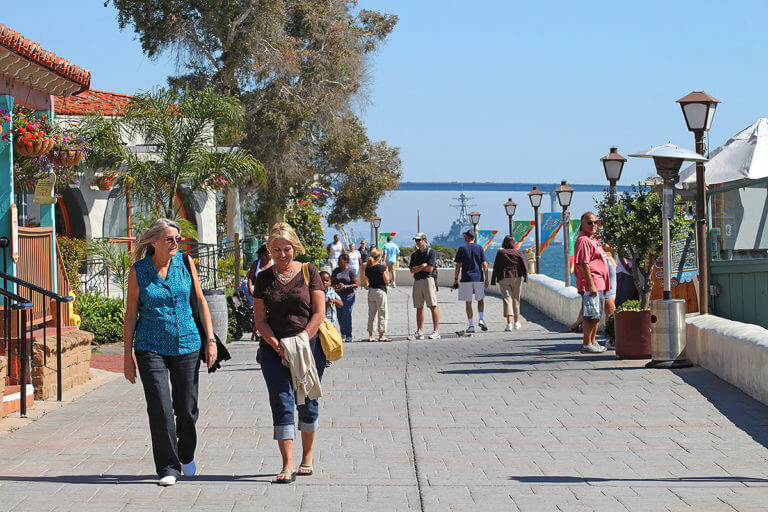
[381,236,400,288]
[327,234,345,270]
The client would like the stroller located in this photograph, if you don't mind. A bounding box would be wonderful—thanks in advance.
[228,287,255,341]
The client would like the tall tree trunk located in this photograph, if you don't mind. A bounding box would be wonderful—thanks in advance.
[226,186,243,241]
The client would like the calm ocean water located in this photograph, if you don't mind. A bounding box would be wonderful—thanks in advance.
[484,245,573,282]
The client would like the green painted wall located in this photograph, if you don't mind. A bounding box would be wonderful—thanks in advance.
[711,260,768,328]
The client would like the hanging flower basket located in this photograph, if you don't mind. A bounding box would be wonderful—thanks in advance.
[205,175,229,191]
[52,149,85,168]
[13,136,54,157]
[93,174,116,191]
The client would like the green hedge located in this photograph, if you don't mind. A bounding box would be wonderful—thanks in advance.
[76,293,125,345]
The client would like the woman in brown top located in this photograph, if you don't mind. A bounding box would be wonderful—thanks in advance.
[490,235,529,331]
[253,223,327,483]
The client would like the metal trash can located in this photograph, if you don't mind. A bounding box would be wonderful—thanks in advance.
[647,299,692,368]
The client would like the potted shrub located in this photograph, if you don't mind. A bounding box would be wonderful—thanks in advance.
[597,183,690,358]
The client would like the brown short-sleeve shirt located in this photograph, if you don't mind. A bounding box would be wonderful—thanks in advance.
[254,263,323,339]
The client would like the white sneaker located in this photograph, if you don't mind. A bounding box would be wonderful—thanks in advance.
[580,344,607,354]
[428,331,441,340]
[504,324,513,332]
[410,331,424,340]
[181,461,196,476]
[158,475,177,486]
[478,319,488,331]
[514,321,522,330]
[466,325,475,334]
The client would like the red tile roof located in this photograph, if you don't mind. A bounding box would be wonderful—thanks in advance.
[0,24,90,94]
[56,89,133,116]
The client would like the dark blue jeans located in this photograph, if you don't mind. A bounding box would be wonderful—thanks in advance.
[336,294,355,338]
[135,350,200,478]
[259,336,327,440]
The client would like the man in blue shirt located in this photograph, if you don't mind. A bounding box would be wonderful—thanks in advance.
[381,236,400,288]
[453,230,489,333]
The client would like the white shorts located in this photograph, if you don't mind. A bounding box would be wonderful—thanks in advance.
[458,281,485,302]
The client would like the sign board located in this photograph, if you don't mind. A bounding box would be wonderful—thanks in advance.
[10,203,18,263]
[33,173,57,204]
[654,222,698,284]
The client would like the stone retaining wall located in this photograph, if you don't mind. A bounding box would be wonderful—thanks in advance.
[32,329,93,400]
[686,315,768,406]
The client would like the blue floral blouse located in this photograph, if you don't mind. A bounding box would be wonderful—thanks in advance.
[133,253,201,356]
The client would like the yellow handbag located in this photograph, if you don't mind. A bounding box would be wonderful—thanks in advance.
[302,263,344,361]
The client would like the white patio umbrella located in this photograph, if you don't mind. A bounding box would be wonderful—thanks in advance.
[678,118,768,188]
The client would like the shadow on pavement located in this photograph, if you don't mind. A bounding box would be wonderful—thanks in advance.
[510,475,768,484]
[0,473,275,484]
[673,367,768,450]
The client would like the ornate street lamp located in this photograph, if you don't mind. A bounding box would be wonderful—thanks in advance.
[528,186,544,274]
[677,91,720,316]
[503,198,517,237]
[469,211,481,238]
[630,143,707,368]
[371,214,382,249]
[555,180,574,286]
[601,146,626,201]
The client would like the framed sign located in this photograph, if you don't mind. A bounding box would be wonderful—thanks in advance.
[33,173,57,204]
[10,203,18,263]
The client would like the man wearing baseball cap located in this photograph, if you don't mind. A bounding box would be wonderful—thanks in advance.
[453,229,489,333]
[408,233,440,339]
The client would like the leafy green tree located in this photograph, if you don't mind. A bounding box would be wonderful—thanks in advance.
[596,183,691,309]
[285,199,325,265]
[107,0,401,226]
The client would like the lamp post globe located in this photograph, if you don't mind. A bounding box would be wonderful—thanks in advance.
[554,180,574,286]
[677,91,720,316]
[469,211,481,238]
[371,214,382,249]
[504,198,517,237]
[601,146,626,201]
[528,186,544,274]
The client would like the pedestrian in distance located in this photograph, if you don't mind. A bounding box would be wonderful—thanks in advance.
[123,218,217,487]
[320,270,342,328]
[615,251,639,307]
[253,222,327,483]
[364,248,390,341]
[332,253,358,342]
[601,243,618,349]
[453,230,489,333]
[409,233,441,339]
[246,244,273,340]
[490,235,528,331]
[358,240,370,288]
[574,212,609,353]
[381,236,400,288]
[347,242,362,277]
[326,233,345,270]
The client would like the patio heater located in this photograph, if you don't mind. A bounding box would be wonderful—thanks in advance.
[503,198,517,237]
[629,143,707,368]
[528,187,544,273]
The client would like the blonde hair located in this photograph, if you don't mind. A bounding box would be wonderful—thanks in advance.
[132,218,182,263]
[266,222,306,255]
[367,248,380,267]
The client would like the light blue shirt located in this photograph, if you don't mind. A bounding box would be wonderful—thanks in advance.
[382,242,400,264]
[325,288,341,324]
[133,253,201,356]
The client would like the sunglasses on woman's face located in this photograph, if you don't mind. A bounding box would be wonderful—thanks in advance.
[584,220,598,226]
[164,236,182,244]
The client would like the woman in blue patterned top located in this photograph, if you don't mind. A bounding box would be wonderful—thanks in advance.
[123,218,216,487]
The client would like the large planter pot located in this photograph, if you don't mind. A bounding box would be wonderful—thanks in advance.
[52,149,85,167]
[13,136,54,157]
[615,310,652,359]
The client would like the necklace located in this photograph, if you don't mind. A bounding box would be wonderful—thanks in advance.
[276,266,295,283]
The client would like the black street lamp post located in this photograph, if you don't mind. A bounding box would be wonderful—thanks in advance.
[371,215,382,250]
[504,198,517,237]
[555,180,574,286]
[601,146,627,202]
[469,211,481,239]
[528,186,544,274]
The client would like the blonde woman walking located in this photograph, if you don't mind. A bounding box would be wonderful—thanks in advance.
[123,218,217,486]
[364,248,390,341]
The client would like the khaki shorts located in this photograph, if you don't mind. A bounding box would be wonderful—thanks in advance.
[386,261,397,272]
[413,277,438,308]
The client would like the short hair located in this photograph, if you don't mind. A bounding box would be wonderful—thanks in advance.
[319,270,331,279]
[338,252,350,263]
[581,211,597,224]
[266,222,306,255]
[387,236,392,242]
[501,235,516,250]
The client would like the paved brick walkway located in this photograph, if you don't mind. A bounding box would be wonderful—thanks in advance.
[1,286,767,511]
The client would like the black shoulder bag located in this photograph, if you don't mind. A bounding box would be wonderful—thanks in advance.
[183,253,231,373]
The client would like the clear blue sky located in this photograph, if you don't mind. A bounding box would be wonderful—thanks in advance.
[3,1,768,244]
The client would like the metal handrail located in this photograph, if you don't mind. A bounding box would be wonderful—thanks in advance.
[0,286,33,417]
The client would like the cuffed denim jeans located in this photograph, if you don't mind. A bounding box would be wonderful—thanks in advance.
[259,336,327,440]
[135,350,200,478]
[336,294,355,338]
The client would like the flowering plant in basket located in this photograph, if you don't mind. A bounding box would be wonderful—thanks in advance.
[51,133,91,167]
[93,174,117,191]
[205,175,229,190]
[5,108,54,156]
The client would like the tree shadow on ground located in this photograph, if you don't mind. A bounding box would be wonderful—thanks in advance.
[509,475,768,484]
[0,474,275,485]
[672,367,768,450]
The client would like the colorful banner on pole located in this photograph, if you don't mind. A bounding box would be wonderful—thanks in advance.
[476,229,498,250]
[539,212,563,254]
[568,219,581,273]
[377,232,396,250]
[512,221,535,249]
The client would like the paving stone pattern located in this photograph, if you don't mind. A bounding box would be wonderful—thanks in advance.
[0,286,767,511]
